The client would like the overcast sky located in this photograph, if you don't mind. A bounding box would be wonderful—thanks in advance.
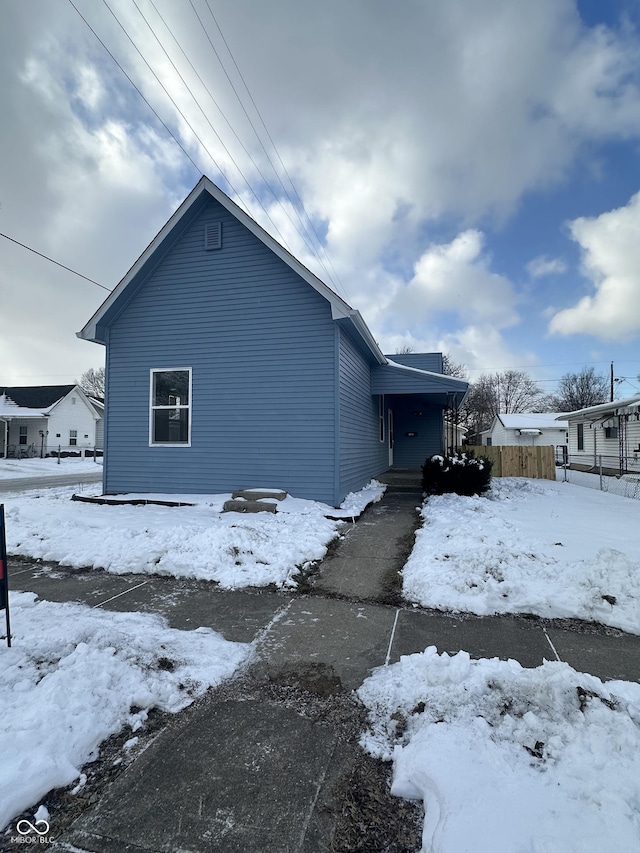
[2,0,640,396]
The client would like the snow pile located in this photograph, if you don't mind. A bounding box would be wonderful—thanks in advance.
[251,478,386,518]
[403,477,640,633]
[0,592,251,831]
[4,488,340,588]
[359,647,640,853]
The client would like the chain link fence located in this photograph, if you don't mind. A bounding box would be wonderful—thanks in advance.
[556,454,640,500]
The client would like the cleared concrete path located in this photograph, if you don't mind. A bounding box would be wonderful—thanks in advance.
[312,492,420,601]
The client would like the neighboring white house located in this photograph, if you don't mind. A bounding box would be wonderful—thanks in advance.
[481,413,568,448]
[0,385,101,458]
[559,394,640,473]
[87,397,105,450]
[444,418,467,451]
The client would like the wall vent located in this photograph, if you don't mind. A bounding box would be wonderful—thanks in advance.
[204,221,222,250]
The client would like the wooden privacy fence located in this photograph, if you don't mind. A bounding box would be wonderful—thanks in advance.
[462,446,556,480]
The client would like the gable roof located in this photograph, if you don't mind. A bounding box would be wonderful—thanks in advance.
[77,176,386,364]
[0,385,75,409]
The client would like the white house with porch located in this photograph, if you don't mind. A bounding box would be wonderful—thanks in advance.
[0,385,101,458]
[559,394,640,474]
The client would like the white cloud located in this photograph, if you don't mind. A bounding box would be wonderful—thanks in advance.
[526,255,567,278]
[367,230,523,371]
[395,230,519,328]
[549,191,640,341]
[436,326,539,374]
[3,0,640,383]
[255,0,640,236]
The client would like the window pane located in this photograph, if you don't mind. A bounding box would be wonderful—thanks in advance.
[153,371,189,406]
[153,409,189,443]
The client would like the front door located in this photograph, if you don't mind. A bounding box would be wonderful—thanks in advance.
[388,408,394,466]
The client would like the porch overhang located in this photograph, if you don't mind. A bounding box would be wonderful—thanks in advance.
[0,407,50,422]
[371,360,468,408]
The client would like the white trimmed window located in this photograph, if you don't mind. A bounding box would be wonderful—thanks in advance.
[19,425,28,445]
[379,395,385,442]
[69,430,77,446]
[150,369,191,446]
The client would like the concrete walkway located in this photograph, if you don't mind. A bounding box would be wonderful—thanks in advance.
[5,471,640,852]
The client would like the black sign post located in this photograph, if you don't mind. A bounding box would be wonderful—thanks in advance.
[0,504,11,648]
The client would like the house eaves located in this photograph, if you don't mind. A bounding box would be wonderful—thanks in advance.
[77,176,385,364]
[372,359,469,405]
[0,394,49,421]
[558,394,640,422]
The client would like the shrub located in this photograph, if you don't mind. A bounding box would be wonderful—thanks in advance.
[422,451,493,497]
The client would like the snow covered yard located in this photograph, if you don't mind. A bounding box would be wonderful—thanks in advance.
[403,477,640,634]
[383,478,640,851]
[2,482,383,588]
[359,647,640,853]
[0,592,251,833]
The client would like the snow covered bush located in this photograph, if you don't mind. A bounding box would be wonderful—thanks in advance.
[422,450,492,497]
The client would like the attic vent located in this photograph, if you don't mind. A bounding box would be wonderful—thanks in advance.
[204,221,222,250]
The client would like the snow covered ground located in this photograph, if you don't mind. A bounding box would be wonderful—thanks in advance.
[359,647,640,853]
[3,472,639,846]
[0,592,251,832]
[403,477,640,634]
[386,478,640,850]
[2,481,384,588]
[0,457,102,479]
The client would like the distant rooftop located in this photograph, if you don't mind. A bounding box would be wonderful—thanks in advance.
[0,385,75,410]
[497,413,568,430]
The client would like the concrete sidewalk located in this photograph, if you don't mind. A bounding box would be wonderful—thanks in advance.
[5,471,640,852]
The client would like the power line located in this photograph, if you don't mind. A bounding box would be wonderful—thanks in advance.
[203,0,348,300]
[71,0,350,302]
[124,0,302,259]
[97,0,240,193]
[97,0,320,265]
[194,0,351,302]
[0,231,111,292]
[144,0,341,294]
[68,0,202,177]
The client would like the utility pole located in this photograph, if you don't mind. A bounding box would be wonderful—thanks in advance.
[610,361,614,402]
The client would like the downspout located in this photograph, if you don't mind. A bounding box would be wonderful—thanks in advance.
[102,331,110,495]
[333,326,341,507]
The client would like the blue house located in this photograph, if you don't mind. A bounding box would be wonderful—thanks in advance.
[78,177,468,506]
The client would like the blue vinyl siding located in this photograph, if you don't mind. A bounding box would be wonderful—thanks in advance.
[337,329,388,501]
[391,396,444,467]
[371,364,464,397]
[387,353,443,373]
[104,197,337,503]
